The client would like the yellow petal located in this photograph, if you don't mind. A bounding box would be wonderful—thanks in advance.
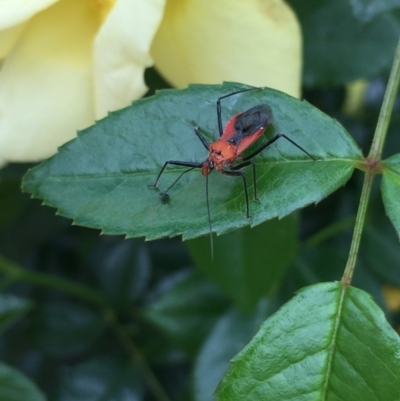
[383,285,400,312]
[0,0,60,29]
[94,0,166,118]
[151,0,301,98]
[0,23,27,58]
[0,0,99,162]
[342,79,368,116]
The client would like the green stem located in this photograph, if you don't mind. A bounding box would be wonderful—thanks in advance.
[0,254,108,307]
[369,39,400,160]
[342,38,400,285]
[341,171,373,286]
[106,311,172,401]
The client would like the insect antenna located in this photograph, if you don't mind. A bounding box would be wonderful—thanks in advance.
[206,174,214,260]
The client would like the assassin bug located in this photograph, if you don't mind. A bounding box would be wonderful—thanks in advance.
[150,87,315,256]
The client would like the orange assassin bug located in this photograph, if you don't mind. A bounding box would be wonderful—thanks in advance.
[150,87,315,256]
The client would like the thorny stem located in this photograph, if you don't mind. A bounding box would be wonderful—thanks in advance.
[342,39,400,285]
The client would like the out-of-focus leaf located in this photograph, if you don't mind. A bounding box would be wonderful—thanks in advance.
[216,282,400,400]
[0,362,46,401]
[382,154,400,241]
[0,179,27,227]
[349,0,400,22]
[23,83,361,242]
[0,163,31,190]
[56,357,142,401]
[90,239,151,309]
[194,302,271,401]
[362,225,400,286]
[283,246,386,309]
[288,0,399,86]
[0,295,33,334]
[143,270,230,356]
[29,302,104,357]
[187,216,297,314]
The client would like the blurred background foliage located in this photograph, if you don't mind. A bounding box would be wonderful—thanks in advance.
[1,1,400,401]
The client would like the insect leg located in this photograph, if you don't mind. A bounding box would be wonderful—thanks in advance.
[223,170,251,218]
[150,161,202,189]
[193,126,210,150]
[242,134,316,161]
[162,166,201,195]
[205,174,214,260]
[231,160,259,202]
[216,87,263,137]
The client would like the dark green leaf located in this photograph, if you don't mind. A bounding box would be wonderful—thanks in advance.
[143,270,230,356]
[23,83,361,241]
[187,216,297,313]
[216,282,400,400]
[90,239,151,309]
[362,225,400,286]
[194,303,271,401]
[0,295,33,334]
[29,301,104,357]
[284,246,386,309]
[0,179,27,227]
[0,362,46,401]
[288,0,399,86]
[56,357,142,401]
[381,154,400,240]
[349,0,400,22]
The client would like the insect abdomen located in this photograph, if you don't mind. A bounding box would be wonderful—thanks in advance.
[235,105,271,134]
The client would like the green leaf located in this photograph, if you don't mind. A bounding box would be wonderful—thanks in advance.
[216,282,400,401]
[284,246,386,310]
[29,301,105,357]
[0,362,46,401]
[349,0,400,22]
[56,357,142,401]
[187,216,297,314]
[90,239,151,309]
[194,303,271,401]
[381,154,400,240]
[0,295,33,334]
[143,270,230,356]
[362,225,400,286]
[23,83,361,241]
[0,179,27,227]
[288,0,400,86]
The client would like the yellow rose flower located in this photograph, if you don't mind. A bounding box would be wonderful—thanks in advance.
[151,0,301,96]
[0,0,301,163]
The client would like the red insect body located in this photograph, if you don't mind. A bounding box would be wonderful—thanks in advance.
[220,112,242,140]
[150,88,314,257]
[202,105,272,176]
[204,140,237,174]
[236,125,267,155]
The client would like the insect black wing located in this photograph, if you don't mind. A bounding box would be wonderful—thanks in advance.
[229,105,272,145]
